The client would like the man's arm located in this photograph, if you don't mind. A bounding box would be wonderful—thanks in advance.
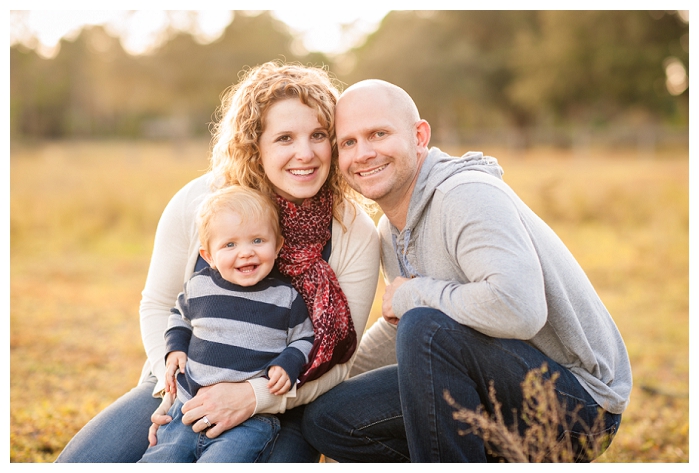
[392,181,548,340]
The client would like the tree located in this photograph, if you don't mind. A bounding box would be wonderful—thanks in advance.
[506,11,689,126]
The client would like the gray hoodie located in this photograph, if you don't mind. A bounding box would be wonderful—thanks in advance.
[355,147,631,414]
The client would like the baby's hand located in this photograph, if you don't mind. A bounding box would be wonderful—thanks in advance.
[165,351,187,395]
[267,366,291,395]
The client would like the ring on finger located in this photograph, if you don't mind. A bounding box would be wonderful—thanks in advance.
[202,416,212,428]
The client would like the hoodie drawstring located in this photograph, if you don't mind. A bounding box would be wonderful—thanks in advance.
[392,230,421,279]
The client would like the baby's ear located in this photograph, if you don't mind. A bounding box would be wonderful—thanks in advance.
[276,236,285,255]
[199,247,215,268]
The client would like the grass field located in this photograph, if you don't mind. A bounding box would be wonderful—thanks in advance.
[9,140,689,462]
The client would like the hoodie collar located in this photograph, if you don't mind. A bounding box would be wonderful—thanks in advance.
[390,147,504,278]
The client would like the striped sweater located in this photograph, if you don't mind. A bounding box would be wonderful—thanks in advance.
[165,266,315,402]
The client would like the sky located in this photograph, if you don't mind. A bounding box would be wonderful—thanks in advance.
[9,8,393,58]
[10,3,689,58]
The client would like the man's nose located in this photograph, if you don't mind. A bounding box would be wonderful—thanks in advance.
[355,139,377,162]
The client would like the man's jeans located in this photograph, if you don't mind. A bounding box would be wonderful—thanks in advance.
[302,307,621,462]
[139,398,279,462]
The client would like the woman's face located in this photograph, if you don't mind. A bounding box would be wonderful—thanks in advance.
[258,98,332,205]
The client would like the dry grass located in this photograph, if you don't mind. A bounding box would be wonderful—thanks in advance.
[9,140,689,462]
[445,365,612,463]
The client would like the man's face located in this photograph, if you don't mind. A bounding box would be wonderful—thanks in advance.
[335,88,420,206]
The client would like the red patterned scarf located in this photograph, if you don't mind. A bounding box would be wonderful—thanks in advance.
[276,185,357,385]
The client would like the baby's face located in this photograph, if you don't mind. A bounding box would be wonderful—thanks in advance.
[205,210,281,287]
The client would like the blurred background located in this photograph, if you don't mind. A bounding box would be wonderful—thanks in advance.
[9,9,690,463]
[10,10,689,148]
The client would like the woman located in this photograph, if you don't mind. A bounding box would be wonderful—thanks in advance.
[56,61,380,463]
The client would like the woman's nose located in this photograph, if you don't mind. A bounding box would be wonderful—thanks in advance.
[295,139,315,160]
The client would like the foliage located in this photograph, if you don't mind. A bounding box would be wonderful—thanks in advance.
[342,10,687,132]
[505,11,689,125]
[445,365,611,462]
[10,11,319,140]
[10,11,689,141]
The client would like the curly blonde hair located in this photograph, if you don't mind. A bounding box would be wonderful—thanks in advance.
[209,60,360,222]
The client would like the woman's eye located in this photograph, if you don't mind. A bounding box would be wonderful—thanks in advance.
[312,132,327,141]
[277,135,291,142]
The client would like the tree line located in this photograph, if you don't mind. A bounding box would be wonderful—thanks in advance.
[10,10,689,147]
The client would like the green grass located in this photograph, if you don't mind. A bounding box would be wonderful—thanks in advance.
[9,140,689,462]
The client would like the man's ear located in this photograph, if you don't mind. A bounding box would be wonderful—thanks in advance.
[199,247,215,268]
[415,119,431,150]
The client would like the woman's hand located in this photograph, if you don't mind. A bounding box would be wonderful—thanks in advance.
[181,382,256,439]
[382,277,410,325]
[148,391,175,446]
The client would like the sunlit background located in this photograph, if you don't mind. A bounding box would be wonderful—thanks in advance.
[10,10,391,57]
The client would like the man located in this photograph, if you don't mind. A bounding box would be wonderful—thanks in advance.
[301,80,632,462]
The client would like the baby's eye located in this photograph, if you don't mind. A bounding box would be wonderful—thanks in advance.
[253,238,263,244]
[226,242,236,248]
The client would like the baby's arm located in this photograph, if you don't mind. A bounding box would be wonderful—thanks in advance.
[267,365,291,395]
[165,351,187,394]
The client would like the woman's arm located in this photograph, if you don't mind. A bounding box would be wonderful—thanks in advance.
[139,175,210,396]
[252,202,381,414]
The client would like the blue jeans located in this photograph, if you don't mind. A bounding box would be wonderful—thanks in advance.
[302,308,621,462]
[55,374,320,462]
[139,399,279,462]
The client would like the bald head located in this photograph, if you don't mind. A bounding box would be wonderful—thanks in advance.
[338,79,420,129]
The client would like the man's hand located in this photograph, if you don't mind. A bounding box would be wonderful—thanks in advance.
[382,277,410,325]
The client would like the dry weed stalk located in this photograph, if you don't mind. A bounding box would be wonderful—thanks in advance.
[444,364,608,462]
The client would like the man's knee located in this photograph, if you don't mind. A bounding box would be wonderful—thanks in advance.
[396,307,465,350]
[397,307,449,337]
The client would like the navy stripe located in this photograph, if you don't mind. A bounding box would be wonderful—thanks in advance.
[186,296,294,330]
[187,337,285,372]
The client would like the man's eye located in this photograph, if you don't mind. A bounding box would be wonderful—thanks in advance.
[342,139,356,148]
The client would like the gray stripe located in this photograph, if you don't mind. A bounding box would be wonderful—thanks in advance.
[167,312,191,331]
[192,318,289,352]
[288,318,315,342]
[187,274,294,309]
[288,339,314,361]
[186,358,262,385]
